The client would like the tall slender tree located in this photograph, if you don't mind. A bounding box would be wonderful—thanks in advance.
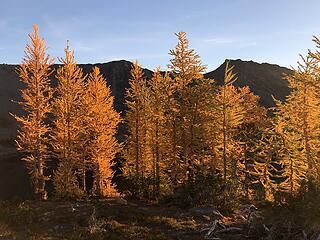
[234,87,268,199]
[52,46,87,198]
[215,62,244,182]
[148,68,182,197]
[13,24,53,200]
[168,32,206,88]
[167,31,207,185]
[123,61,152,196]
[272,55,319,194]
[148,67,166,197]
[85,67,121,197]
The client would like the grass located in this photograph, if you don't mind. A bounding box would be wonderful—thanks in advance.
[1,198,318,239]
[0,199,208,240]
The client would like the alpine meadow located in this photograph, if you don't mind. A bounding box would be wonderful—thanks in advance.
[2,1,320,239]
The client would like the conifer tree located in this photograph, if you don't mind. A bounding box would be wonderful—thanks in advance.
[215,62,244,182]
[13,25,53,200]
[168,32,206,88]
[148,68,186,197]
[153,71,179,194]
[182,78,217,179]
[148,67,166,197]
[52,46,87,198]
[85,67,121,197]
[254,129,287,200]
[124,61,152,196]
[272,55,318,194]
[167,32,207,185]
[234,87,268,199]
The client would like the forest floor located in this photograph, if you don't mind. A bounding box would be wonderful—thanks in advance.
[0,198,318,240]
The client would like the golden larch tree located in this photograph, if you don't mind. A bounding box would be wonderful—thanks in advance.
[168,32,206,88]
[52,46,87,198]
[85,67,121,197]
[233,86,268,199]
[182,77,217,180]
[167,31,207,185]
[13,24,53,200]
[123,61,152,196]
[272,55,319,194]
[148,68,179,197]
[215,62,244,182]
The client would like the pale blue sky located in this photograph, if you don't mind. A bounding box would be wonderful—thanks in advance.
[0,0,319,71]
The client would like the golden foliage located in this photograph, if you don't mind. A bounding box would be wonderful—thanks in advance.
[123,61,151,179]
[273,55,320,194]
[13,24,53,200]
[168,32,206,88]
[51,46,87,198]
[85,67,121,197]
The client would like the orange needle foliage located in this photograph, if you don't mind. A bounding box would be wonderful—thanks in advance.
[123,61,152,196]
[12,24,53,200]
[52,46,87,198]
[85,67,121,197]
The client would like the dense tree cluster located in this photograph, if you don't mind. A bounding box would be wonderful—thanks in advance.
[14,25,121,200]
[14,25,320,204]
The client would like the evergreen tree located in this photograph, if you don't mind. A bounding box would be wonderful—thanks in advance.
[13,25,53,200]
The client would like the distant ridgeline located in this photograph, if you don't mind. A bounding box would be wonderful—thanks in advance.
[0,58,290,199]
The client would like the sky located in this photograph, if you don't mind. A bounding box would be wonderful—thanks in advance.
[0,0,320,71]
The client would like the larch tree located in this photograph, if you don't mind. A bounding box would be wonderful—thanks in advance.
[272,55,319,194]
[148,68,185,197]
[153,71,179,194]
[85,67,121,197]
[148,67,167,197]
[182,77,217,179]
[307,37,320,178]
[124,61,152,196]
[254,128,287,201]
[13,24,53,200]
[215,62,244,183]
[168,32,206,88]
[52,46,87,198]
[167,31,207,185]
[234,86,268,199]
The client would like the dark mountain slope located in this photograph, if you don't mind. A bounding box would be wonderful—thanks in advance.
[205,59,292,107]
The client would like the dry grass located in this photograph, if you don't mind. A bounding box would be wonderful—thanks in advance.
[0,199,207,240]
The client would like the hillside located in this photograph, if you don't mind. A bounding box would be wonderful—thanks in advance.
[0,59,291,199]
[205,59,292,107]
